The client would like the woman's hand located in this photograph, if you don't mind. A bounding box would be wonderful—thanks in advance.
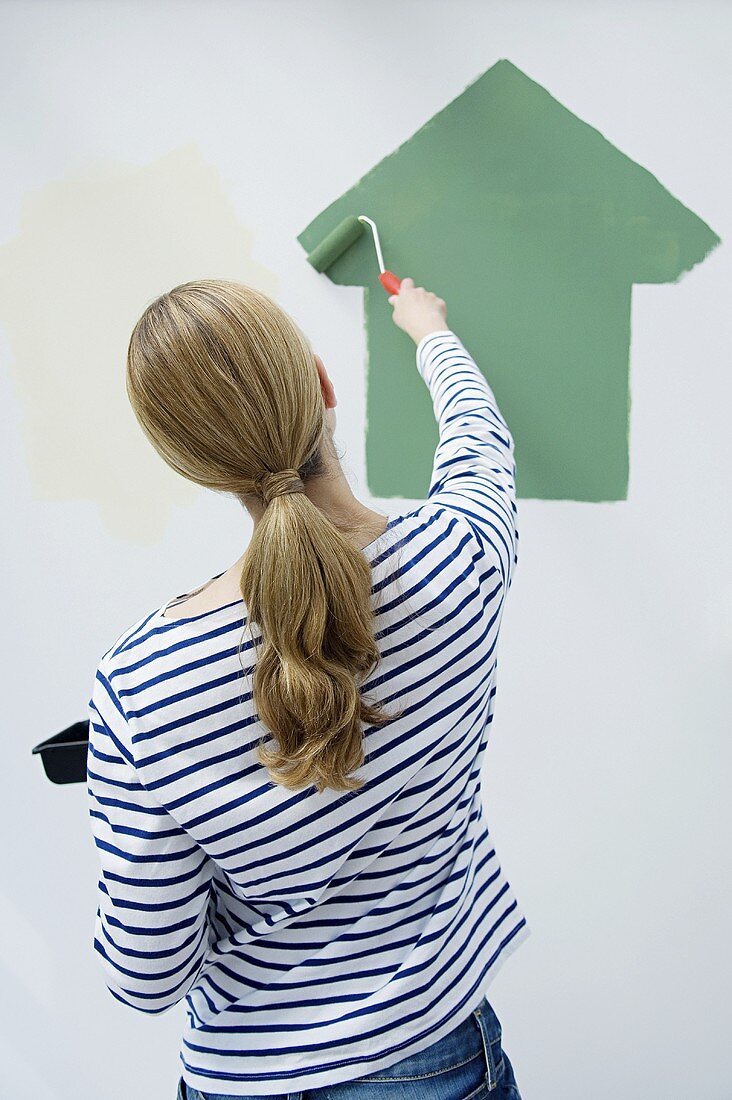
[388,277,448,345]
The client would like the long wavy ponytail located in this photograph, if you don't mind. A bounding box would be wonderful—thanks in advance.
[125,279,403,793]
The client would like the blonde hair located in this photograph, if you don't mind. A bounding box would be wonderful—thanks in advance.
[126,279,404,793]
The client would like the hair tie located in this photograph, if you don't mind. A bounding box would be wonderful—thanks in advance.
[258,469,306,507]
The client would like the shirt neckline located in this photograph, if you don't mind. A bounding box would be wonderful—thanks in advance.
[155,513,405,628]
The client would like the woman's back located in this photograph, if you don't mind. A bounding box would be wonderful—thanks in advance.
[87,329,530,1096]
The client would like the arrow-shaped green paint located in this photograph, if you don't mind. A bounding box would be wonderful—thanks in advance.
[298,59,720,503]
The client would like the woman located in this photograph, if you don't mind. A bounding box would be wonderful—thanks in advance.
[86,276,529,1099]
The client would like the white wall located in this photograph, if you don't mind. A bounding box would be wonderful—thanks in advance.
[2,2,730,1097]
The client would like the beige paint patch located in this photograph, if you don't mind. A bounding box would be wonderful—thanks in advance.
[0,144,279,542]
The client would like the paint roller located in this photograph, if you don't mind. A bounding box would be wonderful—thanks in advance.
[305,215,402,295]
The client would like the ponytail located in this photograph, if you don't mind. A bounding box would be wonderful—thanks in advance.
[239,466,400,792]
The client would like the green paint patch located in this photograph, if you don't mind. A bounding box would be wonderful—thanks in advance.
[298,59,720,502]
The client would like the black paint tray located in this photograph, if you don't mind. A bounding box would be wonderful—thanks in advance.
[32,720,89,785]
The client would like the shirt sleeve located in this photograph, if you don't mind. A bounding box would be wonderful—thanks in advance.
[415,328,519,590]
[86,658,215,1014]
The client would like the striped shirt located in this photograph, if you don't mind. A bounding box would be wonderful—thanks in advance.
[87,328,531,1096]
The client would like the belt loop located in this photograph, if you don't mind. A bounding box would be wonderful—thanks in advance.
[472,999,501,1091]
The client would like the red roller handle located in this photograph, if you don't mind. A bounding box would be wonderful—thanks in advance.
[378,270,402,295]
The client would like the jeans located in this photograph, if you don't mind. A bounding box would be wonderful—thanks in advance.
[176,995,521,1099]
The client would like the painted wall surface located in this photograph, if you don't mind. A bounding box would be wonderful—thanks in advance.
[1,4,730,1100]
[0,146,279,539]
[298,60,720,502]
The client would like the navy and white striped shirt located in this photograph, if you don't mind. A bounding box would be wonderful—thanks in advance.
[87,329,530,1095]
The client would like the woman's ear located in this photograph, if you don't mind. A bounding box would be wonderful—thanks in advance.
[315,354,337,410]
